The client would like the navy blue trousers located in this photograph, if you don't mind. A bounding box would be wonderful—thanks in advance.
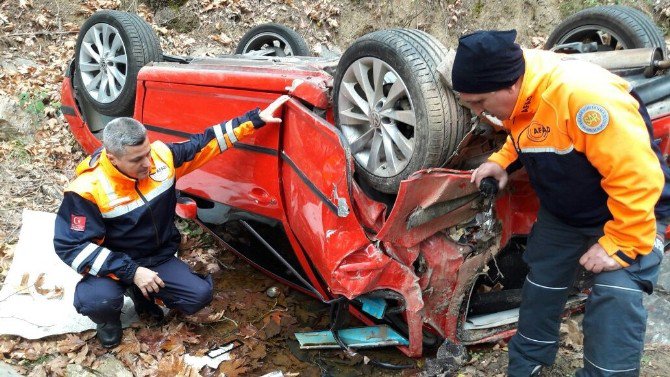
[73,256,213,324]
[507,208,664,377]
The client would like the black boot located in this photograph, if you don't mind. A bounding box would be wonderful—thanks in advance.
[96,320,122,348]
[126,286,165,324]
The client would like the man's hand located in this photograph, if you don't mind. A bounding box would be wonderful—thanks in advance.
[579,243,622,273]
[259,95,290,124]
[133,267,165,299]
[471,161,508,190]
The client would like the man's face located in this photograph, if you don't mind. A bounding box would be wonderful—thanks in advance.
[457,85,519,122]
[107,138,153,180]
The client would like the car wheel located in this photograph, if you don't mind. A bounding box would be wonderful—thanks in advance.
[235,23,310,57]
[333,29,468,194]
[545,5,667,57]
[74,10,163,117]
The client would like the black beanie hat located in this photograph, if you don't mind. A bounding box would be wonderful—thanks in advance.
[451,30,525,94]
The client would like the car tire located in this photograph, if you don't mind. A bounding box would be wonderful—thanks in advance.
[545,5,667,57]
[74,10,163,117]
[467,289,523,316]
[333,29,468,194]
[235,23,310,57]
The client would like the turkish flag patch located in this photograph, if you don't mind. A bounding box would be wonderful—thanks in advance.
[70,215,86,232]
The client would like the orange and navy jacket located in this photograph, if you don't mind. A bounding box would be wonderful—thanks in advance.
[53,109,263,284]
[488,49,670,267]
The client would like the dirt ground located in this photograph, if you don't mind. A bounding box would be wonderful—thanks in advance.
[3,0,670,376]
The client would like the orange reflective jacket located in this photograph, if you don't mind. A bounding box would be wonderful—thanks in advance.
[488,49,666,266]
[54,109,262,283]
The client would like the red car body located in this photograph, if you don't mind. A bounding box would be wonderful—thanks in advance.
[60,56,670,357]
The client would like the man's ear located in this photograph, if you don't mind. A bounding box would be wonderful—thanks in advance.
[107,151,118,166]
[510,75,524,93]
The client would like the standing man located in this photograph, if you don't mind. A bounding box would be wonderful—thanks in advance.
[452,30,670,376]
[54,96,289,348]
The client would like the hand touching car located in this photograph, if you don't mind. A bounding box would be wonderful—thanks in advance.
[259,95,290,125]
[471,161,509,191]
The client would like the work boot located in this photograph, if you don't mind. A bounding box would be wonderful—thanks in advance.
[96,320,122,348]
[126,286,165,324]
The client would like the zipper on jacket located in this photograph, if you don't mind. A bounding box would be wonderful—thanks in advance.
[509,119,522,154]
[135,181,161,247]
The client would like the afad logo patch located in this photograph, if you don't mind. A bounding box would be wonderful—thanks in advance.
[150,161,170,182]
[526,121,550,142]
[71,215,86,232]
[576,104,609,134]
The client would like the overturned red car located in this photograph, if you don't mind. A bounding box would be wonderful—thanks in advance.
[60,7,670,358]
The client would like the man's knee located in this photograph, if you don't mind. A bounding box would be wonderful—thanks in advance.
[74,292,124,320]
[178,277,213,315]
[73,278,124,321]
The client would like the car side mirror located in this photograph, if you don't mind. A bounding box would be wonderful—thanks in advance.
[176,196,197,220]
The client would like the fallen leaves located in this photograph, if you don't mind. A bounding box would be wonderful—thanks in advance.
[5,272,64,300]
[201,0,229,13]
[0,337,18,353]
[218,357,250,377]
[560,317,584,350]
[303,1,340,28]
[157,354,201,377]
[114,330,141,356]
[249,342,268,360]
[56,334,86,353]
[34,272,64,299]
[261,310,296,340]
[43,354,69,373]
[210,32,233,46]
[19,0,33,9]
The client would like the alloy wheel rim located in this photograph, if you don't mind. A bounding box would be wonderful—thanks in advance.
[338,57,416,177]
[79,23,128,103]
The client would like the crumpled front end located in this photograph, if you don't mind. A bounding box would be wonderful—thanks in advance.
[350,169,509,343]
[280,96,538,356]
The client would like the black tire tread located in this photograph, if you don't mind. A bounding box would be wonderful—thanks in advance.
[235,23,310,56]
[390,29,468,162]
[382,30,445,166]
[386,29,456,163]
[127,12,163,63]
[615,5,667,57]
[545,5,666,57]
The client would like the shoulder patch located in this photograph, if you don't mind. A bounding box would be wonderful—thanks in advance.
[70,215,86,232]
[576,104,609,134]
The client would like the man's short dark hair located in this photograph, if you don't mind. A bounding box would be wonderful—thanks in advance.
[103,117,147,156]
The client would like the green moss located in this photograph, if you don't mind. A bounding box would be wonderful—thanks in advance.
[473,0,484,17]
[18,91,49,117]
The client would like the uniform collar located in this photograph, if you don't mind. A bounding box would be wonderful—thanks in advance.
[505,50,558,126]
[98,147,157,183]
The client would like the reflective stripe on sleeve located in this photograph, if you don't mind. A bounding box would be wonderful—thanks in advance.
[89,247,111,275]
[71,243,100,271]
[214,123,228,152]
[225,121,238,144]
